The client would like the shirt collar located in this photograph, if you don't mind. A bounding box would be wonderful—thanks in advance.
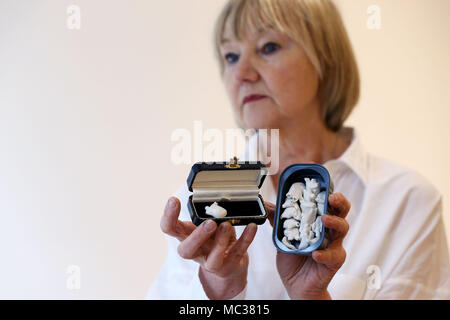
[243,126,369,188]
[323,126,369,186]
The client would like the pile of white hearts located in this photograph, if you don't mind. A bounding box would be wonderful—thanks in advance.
[280,178,327,251]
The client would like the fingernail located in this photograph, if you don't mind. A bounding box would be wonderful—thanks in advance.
[219,222,228,233]
[168,197,176,208]
[203,220,216,232]
[165,198,176,210]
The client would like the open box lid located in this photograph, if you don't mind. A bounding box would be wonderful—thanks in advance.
[186,158,268,198]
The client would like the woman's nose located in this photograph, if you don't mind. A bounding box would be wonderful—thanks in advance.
[235,57,260,83]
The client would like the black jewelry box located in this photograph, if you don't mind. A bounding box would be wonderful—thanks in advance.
[272,164,334,255]
[186,157,268,226]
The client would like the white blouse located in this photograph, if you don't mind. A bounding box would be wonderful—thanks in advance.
[148,127,450,299]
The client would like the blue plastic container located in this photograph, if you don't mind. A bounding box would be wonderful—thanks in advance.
[272,163,334,255]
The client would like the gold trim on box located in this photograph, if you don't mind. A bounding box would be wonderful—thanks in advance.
[225,156,241,169]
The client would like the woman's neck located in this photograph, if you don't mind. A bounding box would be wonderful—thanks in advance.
[280,121,347,164]
[261,116,350,190]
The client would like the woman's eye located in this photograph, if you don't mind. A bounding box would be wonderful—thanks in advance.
[224,53,239,64]
[223,43,278,64]
[261,42,280,54]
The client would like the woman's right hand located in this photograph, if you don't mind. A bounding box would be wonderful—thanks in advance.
[160,196,258,299]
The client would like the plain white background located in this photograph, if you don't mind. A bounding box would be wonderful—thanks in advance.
[0,0,449,299]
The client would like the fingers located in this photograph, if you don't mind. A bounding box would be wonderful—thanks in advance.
[264,201,275,226]
[177,220,217,259]
[160,197,180,235]
[321,214,349,243]
[204,222,234,272]
[312,244,346,268]
[160,197,196,241]
[162,196,258,272]
[312,213,349,268]
[328,193,351,219]
[225,223,257,266]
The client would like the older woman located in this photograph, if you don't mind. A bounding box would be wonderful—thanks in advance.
[149,0,449,299]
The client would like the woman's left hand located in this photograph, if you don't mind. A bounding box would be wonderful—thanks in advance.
[265,192,351,300]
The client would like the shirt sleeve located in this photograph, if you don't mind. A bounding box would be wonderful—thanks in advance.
[186,266,248,300]
[146,233,209,299]
[370,178,450,300]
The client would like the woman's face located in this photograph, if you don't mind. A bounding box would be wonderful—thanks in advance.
[219,20,321,130]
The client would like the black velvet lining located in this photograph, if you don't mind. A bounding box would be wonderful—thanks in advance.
[194,200,263,218]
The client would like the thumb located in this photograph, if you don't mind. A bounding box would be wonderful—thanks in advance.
[264,201,276,226]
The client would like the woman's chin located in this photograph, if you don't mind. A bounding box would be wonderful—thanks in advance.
[242,106,280,130]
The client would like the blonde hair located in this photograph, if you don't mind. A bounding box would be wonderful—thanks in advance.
[214,0,360,132]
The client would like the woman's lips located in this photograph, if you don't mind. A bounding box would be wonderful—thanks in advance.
[243,94,267,105]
